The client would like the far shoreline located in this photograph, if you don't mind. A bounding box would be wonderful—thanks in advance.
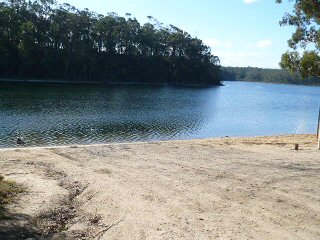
[2,78,320,87]
[0,79,224,87]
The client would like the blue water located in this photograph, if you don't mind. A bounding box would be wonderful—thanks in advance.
[0,81,319,148]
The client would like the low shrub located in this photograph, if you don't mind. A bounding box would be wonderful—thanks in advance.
[0,175,24,219]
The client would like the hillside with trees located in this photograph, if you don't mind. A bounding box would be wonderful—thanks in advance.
[221,67,320,85]
[0,0,221,86]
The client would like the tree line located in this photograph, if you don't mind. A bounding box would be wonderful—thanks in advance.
[0,0,222,86]
[222,67,320,85]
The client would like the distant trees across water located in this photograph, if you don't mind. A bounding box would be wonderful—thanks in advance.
[222,67,320,86]
[0,0,221,86]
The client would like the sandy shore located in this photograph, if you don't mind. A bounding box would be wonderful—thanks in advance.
[0,134,319,239]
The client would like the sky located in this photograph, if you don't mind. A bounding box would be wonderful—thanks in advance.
[56,0,295,69]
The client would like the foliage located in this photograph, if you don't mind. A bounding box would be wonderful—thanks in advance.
[277,0,320,78]
[222,66,320,85]
[0,0,221,85]
[0,175,24,219]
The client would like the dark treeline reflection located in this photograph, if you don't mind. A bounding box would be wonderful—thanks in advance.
[0,82,217,147]
[0,0,221,86]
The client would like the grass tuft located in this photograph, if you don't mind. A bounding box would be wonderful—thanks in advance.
[0,175,24,219]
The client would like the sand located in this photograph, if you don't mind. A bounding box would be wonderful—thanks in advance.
[0,134,319,239]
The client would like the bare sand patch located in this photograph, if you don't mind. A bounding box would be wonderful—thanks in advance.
[0,134,319,239]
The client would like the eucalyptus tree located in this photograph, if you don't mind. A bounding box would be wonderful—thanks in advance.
[139,22,157,56]
[121,17,141,55]
[277,0,320,78]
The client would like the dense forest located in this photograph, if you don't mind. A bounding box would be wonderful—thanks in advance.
[0,0,221,86]
[221,67,320,85]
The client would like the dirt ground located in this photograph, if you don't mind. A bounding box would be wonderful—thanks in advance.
[0,134,319,239]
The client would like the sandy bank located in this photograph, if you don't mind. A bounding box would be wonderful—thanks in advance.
[0,134,319,239]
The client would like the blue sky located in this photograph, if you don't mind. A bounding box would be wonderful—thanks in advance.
[56,0,295,68]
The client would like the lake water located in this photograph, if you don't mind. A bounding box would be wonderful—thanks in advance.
[0,81,319,148]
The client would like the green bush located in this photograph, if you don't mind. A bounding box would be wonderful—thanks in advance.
[0,175,24,219]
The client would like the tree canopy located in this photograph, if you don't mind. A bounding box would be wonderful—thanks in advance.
[277,0,320,78]
[0,0,221,86]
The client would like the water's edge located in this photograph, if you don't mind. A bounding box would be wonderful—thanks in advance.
[0,134,315,151]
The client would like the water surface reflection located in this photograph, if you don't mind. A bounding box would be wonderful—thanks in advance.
[0,81,319,148]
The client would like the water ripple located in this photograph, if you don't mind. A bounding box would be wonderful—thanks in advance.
[0,81,319,148]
